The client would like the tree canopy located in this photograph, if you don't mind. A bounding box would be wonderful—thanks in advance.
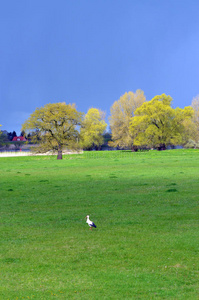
[191,95,199,142]
[21,102,83,159]
[4,90,199,154]
[129,94,194,150]
[80,108,107,150]
[109,90,146,148]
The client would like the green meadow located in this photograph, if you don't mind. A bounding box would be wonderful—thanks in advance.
[0,150,199,299]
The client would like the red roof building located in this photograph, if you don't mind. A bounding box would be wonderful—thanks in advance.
[12,136,27,142]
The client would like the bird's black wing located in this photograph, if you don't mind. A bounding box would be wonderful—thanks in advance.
[91,222,97,228]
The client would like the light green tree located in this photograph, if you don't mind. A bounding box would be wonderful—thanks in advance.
[109,90,146,149]
[22,102,83,159]
[129,94,194,150]
[80,108,107,150]
[191,95,199,142]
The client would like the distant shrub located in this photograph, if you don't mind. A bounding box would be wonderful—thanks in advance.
[184,139,199,149]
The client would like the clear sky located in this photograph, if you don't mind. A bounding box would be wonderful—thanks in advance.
[1,0,199,134]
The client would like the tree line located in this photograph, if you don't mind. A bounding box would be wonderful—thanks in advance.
[110,92,198,151]
[0,130,19,147]
[1,91,199,159]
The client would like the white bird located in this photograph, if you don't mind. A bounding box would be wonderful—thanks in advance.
[85,215,97,230]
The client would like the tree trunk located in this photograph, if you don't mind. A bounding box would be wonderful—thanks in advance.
[57,149,62,159]
[132,145,138,152]
[157,143,166,151]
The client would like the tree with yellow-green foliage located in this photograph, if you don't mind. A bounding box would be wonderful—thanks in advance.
[191,95,199,141]
[183,94,199,149]
[109,90,146,149]
[80,108,107,150]
[129,94,194,150]
[22,102,83,159]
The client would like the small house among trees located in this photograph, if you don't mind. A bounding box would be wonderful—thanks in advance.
[12,136,27,142]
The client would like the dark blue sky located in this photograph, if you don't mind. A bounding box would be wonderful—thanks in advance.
[1,0,199,134]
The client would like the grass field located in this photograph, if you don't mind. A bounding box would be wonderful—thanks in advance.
[0,149,199,299]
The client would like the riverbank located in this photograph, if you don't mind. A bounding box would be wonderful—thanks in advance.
[0,150,83,157]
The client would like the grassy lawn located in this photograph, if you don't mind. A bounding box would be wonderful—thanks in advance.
[0,149,199,299]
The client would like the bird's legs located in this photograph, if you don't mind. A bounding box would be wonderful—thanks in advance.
[89,227,92,230]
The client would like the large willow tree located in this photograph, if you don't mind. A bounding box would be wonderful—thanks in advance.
[109,90,146,149]
[191,95,199,142]
[22,102,83,159]
[129,94,194,150]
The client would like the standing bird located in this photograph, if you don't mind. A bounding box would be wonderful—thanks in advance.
[85,215,97,230]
